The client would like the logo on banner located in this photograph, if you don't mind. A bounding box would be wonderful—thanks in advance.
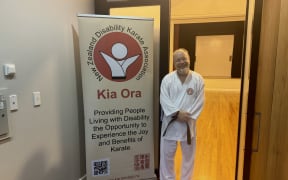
[93,32,143,82]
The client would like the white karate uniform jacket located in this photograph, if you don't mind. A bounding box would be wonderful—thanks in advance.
[160,70,205,141]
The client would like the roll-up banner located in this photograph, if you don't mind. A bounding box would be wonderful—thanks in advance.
[78,14,155,180]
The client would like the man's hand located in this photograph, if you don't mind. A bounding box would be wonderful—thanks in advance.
[177,111,192,122]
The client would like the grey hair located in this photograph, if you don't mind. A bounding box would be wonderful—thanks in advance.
[173,48,190,59]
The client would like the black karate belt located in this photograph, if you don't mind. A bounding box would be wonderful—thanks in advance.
[186,122,191,145]
[162,111,192,145]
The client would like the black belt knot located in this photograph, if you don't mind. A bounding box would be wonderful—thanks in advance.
[162,111,191,145]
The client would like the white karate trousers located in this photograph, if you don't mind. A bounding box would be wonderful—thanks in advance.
[160,138,196,180]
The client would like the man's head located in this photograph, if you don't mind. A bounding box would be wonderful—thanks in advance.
[173,48,190,76]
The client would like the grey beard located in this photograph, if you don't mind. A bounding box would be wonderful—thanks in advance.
[178,68,189,75]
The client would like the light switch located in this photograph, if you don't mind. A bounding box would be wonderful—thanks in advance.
[0,101,4,110]
[9,94,18,111]
[3,64,16,76]
[32,92,41,106]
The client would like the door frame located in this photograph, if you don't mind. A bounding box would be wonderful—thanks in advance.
[94,0,266,179]
[243,0,264,178]
[171,15,248,180]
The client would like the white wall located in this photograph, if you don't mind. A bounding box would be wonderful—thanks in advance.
[0,1,94,180]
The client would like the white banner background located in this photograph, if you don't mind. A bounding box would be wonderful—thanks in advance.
[78,14,155,180]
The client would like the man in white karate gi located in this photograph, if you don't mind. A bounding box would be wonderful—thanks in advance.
[159,48,205,180]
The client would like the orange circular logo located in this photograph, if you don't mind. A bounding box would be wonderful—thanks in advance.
[93,32,143,82]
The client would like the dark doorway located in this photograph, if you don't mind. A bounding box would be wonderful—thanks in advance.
[175,21,244,78]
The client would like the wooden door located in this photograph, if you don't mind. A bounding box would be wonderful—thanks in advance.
[195,35,234,78]
[243,0,288,179]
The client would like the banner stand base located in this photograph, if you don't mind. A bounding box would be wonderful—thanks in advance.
[78,174,158,180]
